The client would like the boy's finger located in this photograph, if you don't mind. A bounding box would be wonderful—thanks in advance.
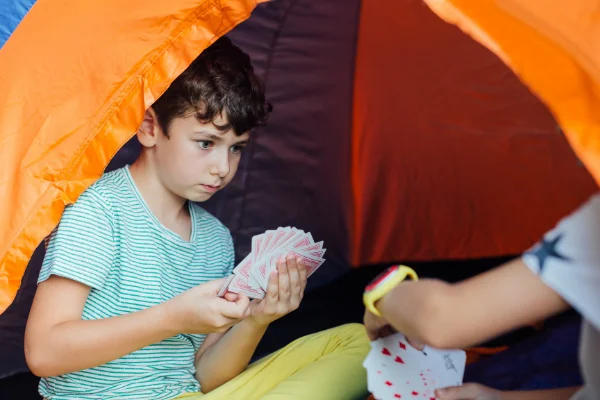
[287,257,301,292]
[297,258,308,292]
[278,257,292,302]
[288,259,302,307]
[223,292,239,302]
[201,277,228,295]
[216,298,249,319]
[234,292,250,308]
[267,270,279,303]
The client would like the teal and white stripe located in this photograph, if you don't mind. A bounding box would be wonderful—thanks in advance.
[38,166,234,399]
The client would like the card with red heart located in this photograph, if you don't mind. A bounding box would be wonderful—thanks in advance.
[364,333,466,399]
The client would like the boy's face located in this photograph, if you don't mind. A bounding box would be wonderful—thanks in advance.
[139,110,249,202]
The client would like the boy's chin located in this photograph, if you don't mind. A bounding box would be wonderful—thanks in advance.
[184,190,216,203]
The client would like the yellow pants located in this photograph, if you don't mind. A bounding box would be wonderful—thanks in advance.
[177,323,370,400]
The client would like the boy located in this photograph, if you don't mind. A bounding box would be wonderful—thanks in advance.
[363,193,600,399]
[25,37,369,400]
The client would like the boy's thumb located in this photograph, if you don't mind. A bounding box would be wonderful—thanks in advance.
[199,277,228,294]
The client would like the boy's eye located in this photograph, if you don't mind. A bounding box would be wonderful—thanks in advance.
[230,145,245,154]
[197,140,213,149]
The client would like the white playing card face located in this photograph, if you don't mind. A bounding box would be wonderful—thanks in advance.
[367,337,420,399]
[364,333,466,399]
[421,346,466,388]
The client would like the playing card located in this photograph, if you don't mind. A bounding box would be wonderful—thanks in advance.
[364,333,466,400]
[257,249,325,287]
[366,339,421,399]
[220,227,327,298]
[296,241,324,253]
[264,227,291,255]
[232,253,262,289]
[420,346,466,389]
[260,230,277,259]
[273,228,302,251]
[227,274,265,299]
[217,274,235,297]
[251,233,266,263]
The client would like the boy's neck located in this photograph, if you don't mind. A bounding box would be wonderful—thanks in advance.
[128,156,189,225]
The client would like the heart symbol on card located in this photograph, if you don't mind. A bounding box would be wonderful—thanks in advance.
[399,341,407,350]
[382,348,392,356]
[385,380,393,386]
[394,355,404,364]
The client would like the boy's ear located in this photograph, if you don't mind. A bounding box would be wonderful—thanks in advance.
[137,107,163,147]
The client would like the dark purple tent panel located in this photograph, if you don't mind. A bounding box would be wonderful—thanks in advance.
[205,0,361,289]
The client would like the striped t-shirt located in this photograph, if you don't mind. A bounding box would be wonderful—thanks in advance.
[37,166,235,400]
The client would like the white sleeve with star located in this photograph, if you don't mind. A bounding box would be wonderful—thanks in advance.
[522,193,600,331]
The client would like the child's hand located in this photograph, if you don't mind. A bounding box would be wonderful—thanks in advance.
[364,310,425,349]
[364,310,395,340]
[168,278,251,334]
[245,256,307,327]
[435,383,503,400]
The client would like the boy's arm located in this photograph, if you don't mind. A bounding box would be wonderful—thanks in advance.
[26,276,176,377]
[372,258,570,349]
[195,257,306,393]
[25,276,247,377]
[194,319,268,392]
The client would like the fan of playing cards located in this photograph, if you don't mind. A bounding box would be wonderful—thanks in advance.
[218,227,326,300]
[364,333,466,400]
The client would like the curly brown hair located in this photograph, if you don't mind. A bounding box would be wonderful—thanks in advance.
[152,36,271,136]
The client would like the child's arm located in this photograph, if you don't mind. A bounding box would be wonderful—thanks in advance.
[368,258,570,349]
[194,257,306,393]
[25,275,249,377]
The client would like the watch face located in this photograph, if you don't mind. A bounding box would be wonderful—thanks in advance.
[365,266,398,292]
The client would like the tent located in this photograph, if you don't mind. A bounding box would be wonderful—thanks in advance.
[0,0,597,396]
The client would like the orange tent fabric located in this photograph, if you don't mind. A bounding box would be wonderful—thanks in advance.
[0,0,264,314]
[423,0,600,187]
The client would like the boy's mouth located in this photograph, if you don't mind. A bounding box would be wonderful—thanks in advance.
[200,184,220,193]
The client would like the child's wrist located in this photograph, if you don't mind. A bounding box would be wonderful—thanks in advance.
[160,299,185,335]
[244,316,271,330]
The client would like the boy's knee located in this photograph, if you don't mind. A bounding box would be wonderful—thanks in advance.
[334,323,370,349]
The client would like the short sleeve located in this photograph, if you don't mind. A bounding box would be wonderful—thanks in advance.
[223,232,235,276]
[522,193,600,331]
[38,187,116,290]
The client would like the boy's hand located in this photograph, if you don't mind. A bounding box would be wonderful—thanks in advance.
[435,383,503,400]
[168,278,250,334]
[245,256,307,327]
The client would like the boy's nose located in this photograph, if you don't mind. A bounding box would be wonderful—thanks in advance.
[211,153,230,177]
